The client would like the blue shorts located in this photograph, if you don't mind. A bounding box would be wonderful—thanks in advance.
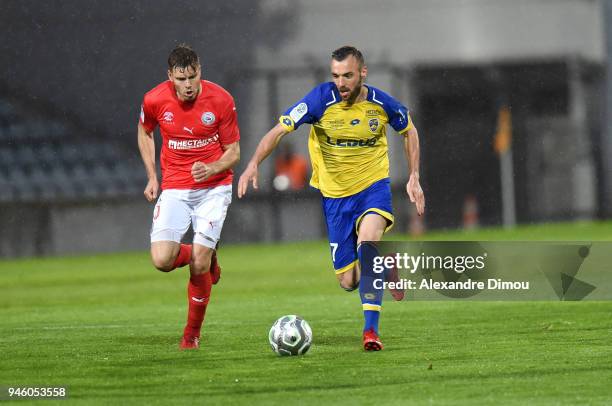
[321,178,394,274]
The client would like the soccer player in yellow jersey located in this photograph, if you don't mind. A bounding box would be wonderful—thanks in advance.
[238,46,425,351]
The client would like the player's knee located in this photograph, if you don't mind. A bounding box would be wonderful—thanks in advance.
[358,229,384,242]
[191,253,211,275]
[151,255,174,273]
[358,214,387,242]
[337,270,359,292]
[340,280,359,292]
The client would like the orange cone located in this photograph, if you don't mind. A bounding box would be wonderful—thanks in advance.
[463,194,479,230]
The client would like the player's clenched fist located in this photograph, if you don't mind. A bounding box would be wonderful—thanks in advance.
[191,161,214,182]
[144,178,159,202]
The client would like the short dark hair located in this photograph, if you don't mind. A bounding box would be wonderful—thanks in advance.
[168,44,200,71]
[331,46,365,67]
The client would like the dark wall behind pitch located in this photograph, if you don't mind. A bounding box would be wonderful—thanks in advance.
[0,0,295,147]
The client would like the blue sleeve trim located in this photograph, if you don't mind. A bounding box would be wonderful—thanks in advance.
[367,85,410,133]
[280,82,339,130]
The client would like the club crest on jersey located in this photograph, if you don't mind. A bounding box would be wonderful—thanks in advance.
[162,111,174,122]
[201,112,216,125]
[369,118,379,133]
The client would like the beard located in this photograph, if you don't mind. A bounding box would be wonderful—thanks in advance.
[343,76,363,104]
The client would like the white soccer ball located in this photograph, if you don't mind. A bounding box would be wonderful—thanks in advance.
[268,315,312,356]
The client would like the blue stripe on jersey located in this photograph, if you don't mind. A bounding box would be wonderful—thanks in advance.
[365,85,410,133]
[282,83,340,130]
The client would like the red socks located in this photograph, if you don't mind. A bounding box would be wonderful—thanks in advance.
[172,244,192,270]
[184,271,212,338]
[172,245,214,339]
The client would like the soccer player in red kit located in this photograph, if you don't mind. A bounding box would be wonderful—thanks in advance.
[137,44,240,350]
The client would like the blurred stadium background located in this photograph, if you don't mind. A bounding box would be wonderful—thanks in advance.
[1,0,611,258]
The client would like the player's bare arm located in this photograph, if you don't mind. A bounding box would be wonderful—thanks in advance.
[237,123,288,198]
[137,122,159,202]
[404,125,425,215]
[191,141,240,182]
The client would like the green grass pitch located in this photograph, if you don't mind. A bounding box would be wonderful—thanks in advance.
[1,221,612,404]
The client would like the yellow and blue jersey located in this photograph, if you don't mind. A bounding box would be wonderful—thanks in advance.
[279,82,413,198]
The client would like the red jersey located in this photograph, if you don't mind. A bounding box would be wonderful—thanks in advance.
[140,80,240,190]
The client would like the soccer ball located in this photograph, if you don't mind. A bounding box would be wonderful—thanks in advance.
[268,315,312,356]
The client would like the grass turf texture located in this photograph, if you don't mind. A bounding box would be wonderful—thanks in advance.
[1,221,611,405]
